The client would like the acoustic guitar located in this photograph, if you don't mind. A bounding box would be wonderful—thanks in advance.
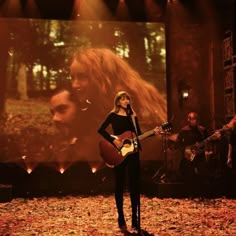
[98,122,172,167]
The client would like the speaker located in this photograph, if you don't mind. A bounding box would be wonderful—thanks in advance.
[157,183,187,198]
[0,184,12,203]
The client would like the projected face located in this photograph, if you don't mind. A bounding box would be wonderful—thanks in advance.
[50,90,79,138]
[3,19,167,163]
[70,59,90,103]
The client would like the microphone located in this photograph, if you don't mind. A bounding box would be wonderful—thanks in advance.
[126,104,133,115]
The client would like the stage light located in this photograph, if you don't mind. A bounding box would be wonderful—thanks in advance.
[24,0,41,18]
[78,0,112,20]
[27,168,32,174]
[59,167,65,174]
[178,79,191,108]
[116,0,130,21]
[91,167,97,174]
[144,0,163,21]
[1,0,23,17]
[181,90,189,99]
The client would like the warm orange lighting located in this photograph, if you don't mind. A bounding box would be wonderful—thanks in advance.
[88,162,107,174]
[116,0,130,20]
[27,168,32,174]
[78,0,112,20]
[71,0,81,19]
[144,0,162,21]
[59,167,65,174]
[24,0,41,18]
[1,0,23,17]
[182,90,189,99]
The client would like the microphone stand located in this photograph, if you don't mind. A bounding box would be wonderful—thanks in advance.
[127,107,155,236]
[152,130,169,183]
[126,106,141,234]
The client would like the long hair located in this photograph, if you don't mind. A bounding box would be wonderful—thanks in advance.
[71,47,167,124]
[112,91,130,113]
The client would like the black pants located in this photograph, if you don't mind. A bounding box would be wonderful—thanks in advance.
[114,152,140,226]
[180,154,210,184]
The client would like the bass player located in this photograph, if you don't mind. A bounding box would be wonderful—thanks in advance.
[176,112,213,186]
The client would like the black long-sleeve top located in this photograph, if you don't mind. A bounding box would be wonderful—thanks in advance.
[97,112,142,144]
[176,125,208,147]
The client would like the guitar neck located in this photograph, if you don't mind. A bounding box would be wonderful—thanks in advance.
[138,130,155,141]
[134,122,171,142]
[196,125,231,147]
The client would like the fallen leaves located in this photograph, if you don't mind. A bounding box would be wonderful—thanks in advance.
[0,195,235,235]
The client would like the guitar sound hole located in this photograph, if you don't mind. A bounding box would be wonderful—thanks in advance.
[123,139,132,147]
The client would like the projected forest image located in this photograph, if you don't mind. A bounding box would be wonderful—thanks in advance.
[0,18,167,173]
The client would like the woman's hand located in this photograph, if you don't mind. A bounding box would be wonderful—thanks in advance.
[113,139,123,149]
[227,144,233,168]
[212,131,221,140]
[153,126,161,135]
[226,158,232,168]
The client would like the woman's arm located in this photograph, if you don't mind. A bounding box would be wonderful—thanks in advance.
[98,113,123,149]
[98,113,114,143]
[226,143,233,168]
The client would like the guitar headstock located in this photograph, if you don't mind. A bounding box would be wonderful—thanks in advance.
[161,122,172,132]
[153,122,172,135]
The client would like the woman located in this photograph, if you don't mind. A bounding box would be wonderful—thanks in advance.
[98,91,142,232]
[69,47,167,125]
[69,47,167,163]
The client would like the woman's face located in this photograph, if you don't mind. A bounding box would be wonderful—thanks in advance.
[70,59,89,102]
[117,95,130,109]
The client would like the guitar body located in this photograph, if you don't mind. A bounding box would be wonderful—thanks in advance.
[184,146,197,162]
[98,131,138,167]
[183,125,231,161]
[98,122,172,167]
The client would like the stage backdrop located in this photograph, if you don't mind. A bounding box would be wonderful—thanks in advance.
[0,18,167,172]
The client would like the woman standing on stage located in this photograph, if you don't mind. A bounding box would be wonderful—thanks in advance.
[98,91,141,232]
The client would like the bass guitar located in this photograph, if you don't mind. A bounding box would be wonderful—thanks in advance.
[98,122,172,167]
[184,125,232,161]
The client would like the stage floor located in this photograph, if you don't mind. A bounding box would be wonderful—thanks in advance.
[0,194,235,235]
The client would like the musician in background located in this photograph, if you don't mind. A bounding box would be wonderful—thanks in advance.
[176,112,211,185]
[98,91,142,233]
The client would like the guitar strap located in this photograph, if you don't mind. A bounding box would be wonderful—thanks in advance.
[131,114,142,150]
[130,114,142,231]
[131,114,138,136]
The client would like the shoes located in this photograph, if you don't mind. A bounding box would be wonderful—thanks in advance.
[132,217,139,230]
[119,225,127,233]
[118,216,126,231]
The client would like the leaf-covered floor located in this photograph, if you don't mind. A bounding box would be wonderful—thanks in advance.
[0,194,235,236]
